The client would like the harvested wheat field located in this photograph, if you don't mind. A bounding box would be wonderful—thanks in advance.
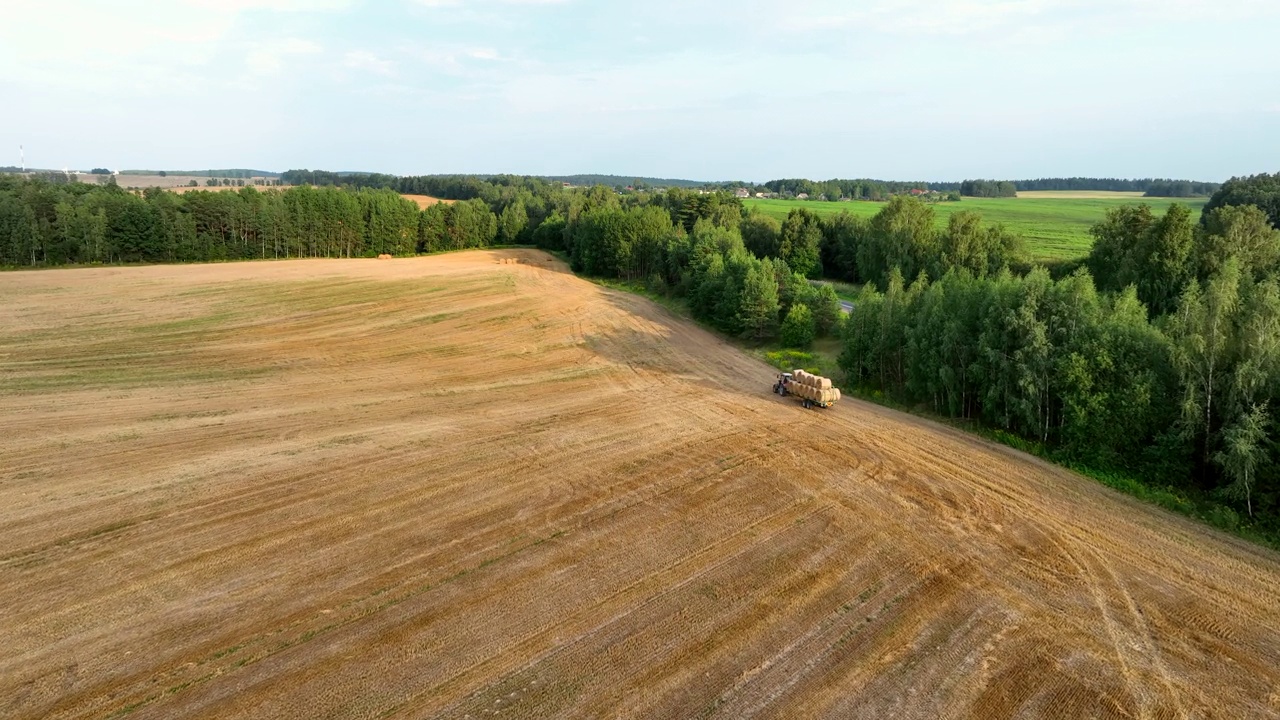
[3,249,1280,719]
[402,194,457,209]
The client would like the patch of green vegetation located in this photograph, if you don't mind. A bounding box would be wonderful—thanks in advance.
[0,364,277,395]
[744,196,1208,264]
[319,434,370,448]
[134,312,236,335]
[399,311,459,327]
[813,279,861,303]
[762,349,821,374]
[146,409,234,422]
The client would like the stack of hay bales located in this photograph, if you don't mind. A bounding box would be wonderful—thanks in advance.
[791,370,842,405]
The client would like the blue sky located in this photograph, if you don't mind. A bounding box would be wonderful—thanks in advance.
[2,0,1277,181]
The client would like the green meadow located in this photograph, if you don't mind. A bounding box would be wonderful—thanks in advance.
[743,194,1208,264]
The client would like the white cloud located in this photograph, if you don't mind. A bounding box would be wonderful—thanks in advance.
[410,0,568,7]
[344,51,397,76]
[0,0,347,92]
[407,45,507,75]
[247,38,324,76]
[187,0,351,10]
[771,0,1280,36]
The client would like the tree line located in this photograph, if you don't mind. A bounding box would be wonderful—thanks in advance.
[959,179,1018,198]
[1144,179,1221,197]
[1012,177,1221,195]
[762,178,958,201]
[0,178,440,265]
[839,192,1280,536]
[1203,173,1280,229]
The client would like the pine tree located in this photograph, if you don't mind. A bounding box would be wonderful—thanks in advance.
[737,264,780,340]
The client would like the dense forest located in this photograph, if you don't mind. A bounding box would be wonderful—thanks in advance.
[762,178,960,200]
[2,169,1277,538]
[1012,177,1221,196]
[960,179,1019,198]
[1203,172,1280,228]
[838,182,1280,537]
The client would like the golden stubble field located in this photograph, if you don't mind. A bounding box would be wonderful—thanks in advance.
[2,250,1279,719]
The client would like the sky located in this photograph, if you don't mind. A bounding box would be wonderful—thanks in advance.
[2,0,1278,182]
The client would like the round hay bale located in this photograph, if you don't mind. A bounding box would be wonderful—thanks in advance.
[377,253,393,260]
[818,377,832,390]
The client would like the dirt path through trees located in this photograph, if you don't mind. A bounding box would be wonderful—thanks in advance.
[2,250,1278,719]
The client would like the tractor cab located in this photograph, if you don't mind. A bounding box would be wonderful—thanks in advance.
[773,372,793,395]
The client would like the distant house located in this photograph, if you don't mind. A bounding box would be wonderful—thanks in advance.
[734,188,750,199]
[755,192,768,198]
[910,188,925,196]
[796,193,810,200]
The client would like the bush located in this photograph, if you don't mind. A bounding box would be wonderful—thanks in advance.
[781,303,815,348]
[764,349,819,372]
[1206,505,1242,532]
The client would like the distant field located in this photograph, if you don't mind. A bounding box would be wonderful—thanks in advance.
[167,184,289,195]
[402,194,457,209]
[744,196,1208,263]
[113,174,278,190]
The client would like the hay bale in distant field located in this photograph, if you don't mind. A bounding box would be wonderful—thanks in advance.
[377,254,393,260]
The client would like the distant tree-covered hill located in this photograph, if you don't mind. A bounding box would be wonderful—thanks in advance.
[1011,177,1219,196]
[540,174,713,189]
[274,169,1221,198]
[120,169,281,178]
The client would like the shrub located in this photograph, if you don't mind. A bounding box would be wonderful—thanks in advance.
[781,303,815,349]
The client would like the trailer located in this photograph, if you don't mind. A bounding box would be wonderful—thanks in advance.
[772,371,841,410]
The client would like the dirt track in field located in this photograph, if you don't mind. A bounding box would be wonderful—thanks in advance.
[2,250,1279,719]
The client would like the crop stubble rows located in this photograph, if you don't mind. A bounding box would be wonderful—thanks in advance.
[1,250,1278,719]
